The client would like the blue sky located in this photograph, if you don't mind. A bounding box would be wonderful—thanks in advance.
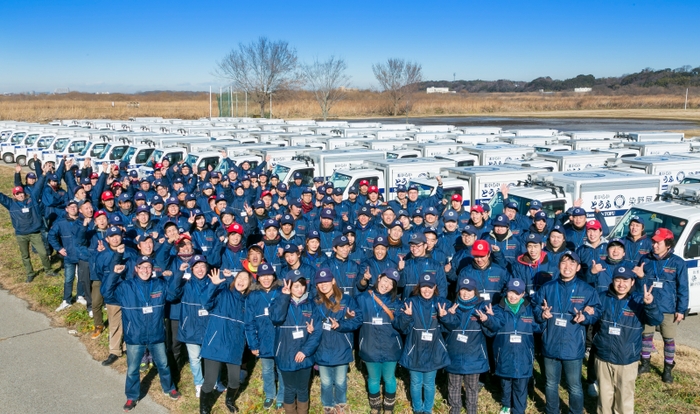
[1,0,698,93]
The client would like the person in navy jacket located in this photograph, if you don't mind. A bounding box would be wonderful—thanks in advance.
[198,267,252,414]
[456,240,509,304]
[48,199,88,311]
[486,278,540,414]
[443,277,493,414]
[533,251,601,414]
[270,269,323,414]
[321,235,359,297]
[313,268,363,413]
[593,266,663,414]
[101,254,181,412]
[396,272,456,414]
[623,215,652,263]
[355,268,403,414]
[244,264,285,410]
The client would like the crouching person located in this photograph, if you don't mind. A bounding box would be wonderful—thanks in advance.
[593,266,662,414]
[101,253,181,412]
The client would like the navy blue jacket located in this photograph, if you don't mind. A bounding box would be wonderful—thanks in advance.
[487,298,540,379]
[457,261,509,304]
[399,256,447,300]
[355,290,404,363]
[623,234,652,263]
[270,292,323,372]
[510,253,558,296]
[442,297,491,375]
[168,271,211,345]
[396,295,454,372]
[321,256,359,297]
[635,250,689,315]
[244,282,283,358]
[200,281,247,365]
[0,174,47,235]
[48,215,85,265]
[313,294,363,366]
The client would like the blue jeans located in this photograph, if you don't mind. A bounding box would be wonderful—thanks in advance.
[318,364,349,407]
[260,357,284,402]
[185,343,203,387]
[409,370,437,412]
[544,357,583,414]
[125,342,174,400]
[365,361,397,394]
[63,261,80,302]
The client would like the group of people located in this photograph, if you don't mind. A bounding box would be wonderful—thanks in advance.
[1,151,689,414]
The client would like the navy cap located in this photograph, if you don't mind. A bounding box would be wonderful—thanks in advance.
[322,196,334,205]
[47,174,58,182]
[313,177,324,183]
[282,243,299,254]
[181,163,191,170]
[424,206,438,216]
[529,200,542,209]
[629,215,644,226]
[152,195,164,205]
[241,174,251,181]
[258,263,275,276]
[302,187,314,194]
[389,220,402,229]
[66,199,78,207]
[525,233,543,244]
[493,214,510,227]
[221,206,236,216]
[324,181,333,188]
[173,177,183,184]
[293,172,303,180]
[136,255,152,266]
[459,277,477,291]
[461,225,477,235]
[209,172,219,179]
[214,193,226,202]
[136,205,150,215]
[108,215,123,226]
[315,268,334,284]
[253,200,266,209]
[166,197,179,206]
[277,183,288,192]
[418,272,436,287]
[348,186,358,195]
[289,198,302,208]
[307,230,320,240]
[443,210,458,222]
[26,172,37,179]
[234,182,244,189]
[189,254,207,267]
[333,235,350,248]
[397,209,408,218]
[318,186,326,194]
[481,203,491,212]
[249,171,258,178]
[608,238,625,248]
[286,268,305,282]
[333,187,343,196]
[263,219,279,229]
[571,207,586,217]
[381,267,400,282]
[258,171,268,177]
[613,266,634,280]
[118,193,131,202]
[505,201,518,210]
[408,184,418,191]
[280,214,294,226]
[409,232,427,244]
[534,211,547,221]
[358,206,372,217]
[342,224,355,235]
[561,250,581,264]
[412,209,423,218]
[320,208,335,219]
[507,278,525,294]
[550,224,564,235]
[192,208,204,217]
[154,179,165,188]
[185,193,196,201]
[374,235,388,247]
[106,226,122,237]
[80,177,91,185]
[396,185,407,193]
[134,191,146,201]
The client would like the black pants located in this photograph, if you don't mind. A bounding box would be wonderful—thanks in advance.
[167,319,183,362]
[280,367,312,404]
[202,358,240,393]
[77,260,91,307]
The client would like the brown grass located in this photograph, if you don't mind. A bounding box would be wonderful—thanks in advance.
[2,91,700,123]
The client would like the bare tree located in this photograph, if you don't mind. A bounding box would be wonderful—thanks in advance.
[216,37,300,117]
[302,56,351,121]
[372,58,423,116]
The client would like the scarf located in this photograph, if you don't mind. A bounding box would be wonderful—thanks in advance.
[301,201,314,214]
[506,298,524,315]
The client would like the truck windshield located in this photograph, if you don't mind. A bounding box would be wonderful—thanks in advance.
[145,150,163,168]
[10,132,26,144]
[121,146,137,163]
[185,154,199,167]
[407,181,434,198]
[272,164,290,182]
[37,137,53,149]
[535,147,552,153]
[330,172,352,192]
[24,134,40,146]
[53,138,70,151]
[681,177,700,184]
[608,208,687,240]
[110,145,128,160]
[386,152,399,159]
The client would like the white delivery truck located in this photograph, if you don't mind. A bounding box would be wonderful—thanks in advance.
[560,131,618,140]
[622,141,691,156]
[452,134,495,145]
[531,150,615,172]
[138,146,188,178]
[330,158,455,200]
[410,165,551,208]
[11,133,55,166]
[556,139,622,151]
[434,153,480,167]
[488,169,663,228]
[500,136,558,146]
[271,148,387,183]
[361,140,413,151]
[183,151,223,172]
[460,143,535,166]
[76,141,131,168]
[41,136,93,164]
[402,142,464,157]
[619,132,684,142]
[121,144,158,173]
[607,155,700,191]
[457,126,502,135]
[608,183,700,313]
[506,129,559,136]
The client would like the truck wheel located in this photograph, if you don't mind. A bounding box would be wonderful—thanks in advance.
[3,153,14,164]
[16,156,26,166]
[27,159,36,170]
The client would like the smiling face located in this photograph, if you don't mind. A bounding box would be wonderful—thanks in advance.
[419,285,436,300]
[291,280,306,299]
[558,256,580,281]
[376,276,394,295]
[316,280,334,297]
[507,290,524,305]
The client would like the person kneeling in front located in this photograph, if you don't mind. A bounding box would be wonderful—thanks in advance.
[101,253,181,412]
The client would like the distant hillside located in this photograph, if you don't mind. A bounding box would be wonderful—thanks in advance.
[422,65,700,93]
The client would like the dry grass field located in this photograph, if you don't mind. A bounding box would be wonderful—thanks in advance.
[2,91,700,124]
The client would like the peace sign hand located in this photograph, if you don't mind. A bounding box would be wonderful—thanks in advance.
[305,319,314,334]
[403,301,413,316]
[437,303,447,318]
[329,317,340,330]
[643,284,654,305]
[484,303,494,316]
[572,307,586,324]
[541,299,553,319]
[188,211,195,224]
[448,303,459,315]
[475,308,489,322]
[281,279,292,295]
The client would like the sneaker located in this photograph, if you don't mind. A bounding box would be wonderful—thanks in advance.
[196,385,202,398]
[587,381,599,397]
[499,408,511,414]
[55,300,72,312]
[263,398,274,409]
[123,399,137,412]
[215,382,226,392]
[275,402,283,410]
[26,274,36,283]
[139,362,148,373]
[89,310,93,318]
[45,271,58,277]
[165,389,181,400]
[76,296,88,305]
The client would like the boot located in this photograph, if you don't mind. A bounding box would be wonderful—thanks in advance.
[335,403,347,414]
[199,391,214,414]
[297,400,309,414]
[662,362,675,383]
[225,387,239,413]
[383,393,396,413]
[369,392,382,414]
[284,402,297,414]
[638,358,651,376]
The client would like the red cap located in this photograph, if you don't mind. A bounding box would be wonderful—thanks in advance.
[208,195,217,200]
[470,205,484,213]
[93,210,107,218]
[111,164,119,170]
[154,162,164,170]
[651,228,674,242]
[359,180,369,186]
[176,234,192,245]
[368,186,379,194]
[101,191,114,201]
[90,173,99,179]
[12,186,24,195]
[111,182,122,188]
[260,190,272,198]
[451,194,462,202]
[585,220,602,230]
[471,240,490,257]
[227,223,244,235]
